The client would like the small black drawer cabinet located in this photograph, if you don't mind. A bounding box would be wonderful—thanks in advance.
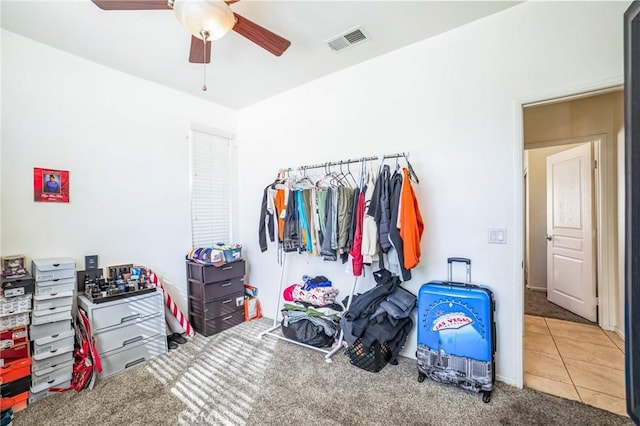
[186,260,245,336]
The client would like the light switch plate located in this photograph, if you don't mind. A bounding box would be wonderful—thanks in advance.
[488,228,507,244]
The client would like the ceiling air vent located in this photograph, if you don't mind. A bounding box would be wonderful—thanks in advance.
[326,27,369,52]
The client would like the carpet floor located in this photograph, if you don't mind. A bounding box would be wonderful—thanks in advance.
[524,287,596,325]
[14,318,632,426]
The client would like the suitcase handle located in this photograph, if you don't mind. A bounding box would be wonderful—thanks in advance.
[447,257,471,283]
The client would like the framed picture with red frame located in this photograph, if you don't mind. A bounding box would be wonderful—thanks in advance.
[34,168,69,203]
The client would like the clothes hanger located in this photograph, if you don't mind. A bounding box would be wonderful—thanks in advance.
[403,153,420,184]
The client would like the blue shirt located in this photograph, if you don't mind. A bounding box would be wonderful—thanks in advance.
[44,181,60,193]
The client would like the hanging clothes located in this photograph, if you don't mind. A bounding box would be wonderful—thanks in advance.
[337,186,355,255]
[399,168,424,269]
[297,190,312,253]
[387,170,411,281]
[258,183,276,252]
[275,188,286,243]
[283,190,300,252]
[320,187,337,261]
[350,190,366,276]
[361,166,378,265]
[368,165,392,253]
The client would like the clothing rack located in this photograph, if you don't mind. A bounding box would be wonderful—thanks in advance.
[258,253,359,363]
[258,151,415,361]
[277,151,419,184]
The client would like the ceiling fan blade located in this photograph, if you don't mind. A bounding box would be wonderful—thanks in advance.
[225,0,240,4]
[232,13,291,57]
[91,0,171,10]
[189,36,212,64]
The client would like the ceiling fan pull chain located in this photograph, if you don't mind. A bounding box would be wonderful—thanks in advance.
[200,30,209,92]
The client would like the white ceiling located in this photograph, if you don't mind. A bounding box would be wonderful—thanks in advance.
[1,0,521,109]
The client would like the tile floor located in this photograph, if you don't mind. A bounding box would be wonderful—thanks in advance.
[524,314,627,417]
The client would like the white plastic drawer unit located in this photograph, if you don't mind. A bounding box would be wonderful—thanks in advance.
[94,312,164,355]
[99,333,166,379]
[31,258,75,282]
[32,329,74,356]
[29,380,71,404]
[30,320,72,341]
[29,369,72,394]
[31,361,74,388]
[34,278,75,297]
[33,291,73,311]
[91,291,163,333]
[31,305,72,325]
[32,348,74,373]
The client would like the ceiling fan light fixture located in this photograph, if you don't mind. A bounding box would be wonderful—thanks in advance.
[174,0,235,41]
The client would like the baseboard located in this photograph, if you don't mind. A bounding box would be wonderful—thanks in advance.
[526,285,546,291]
[497,374,519,388]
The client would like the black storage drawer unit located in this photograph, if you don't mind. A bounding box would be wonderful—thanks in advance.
[189,309,245,336]
[187,261,245,284]
[186,260,245,337]
[188,277,244,301]
[189,291,245,320]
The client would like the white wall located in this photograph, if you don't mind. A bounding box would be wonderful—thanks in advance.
[237,1,628,386]
[526,144,583,290]
[1,30,238,316]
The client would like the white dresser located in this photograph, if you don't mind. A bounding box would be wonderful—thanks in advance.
[77,290,167,379]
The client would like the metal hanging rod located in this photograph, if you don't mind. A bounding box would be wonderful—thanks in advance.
[279,152,409,173]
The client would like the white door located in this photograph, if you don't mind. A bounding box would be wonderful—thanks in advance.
[546,143,597,322]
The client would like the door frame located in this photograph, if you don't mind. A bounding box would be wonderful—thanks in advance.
[512,79,623,389]
[526,135,608,326]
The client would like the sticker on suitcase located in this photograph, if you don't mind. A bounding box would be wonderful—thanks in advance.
[420,297,490,361]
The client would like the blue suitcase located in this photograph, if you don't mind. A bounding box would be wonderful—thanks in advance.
[417,257,496,403]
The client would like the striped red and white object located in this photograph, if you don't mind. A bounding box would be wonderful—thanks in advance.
[148,270,194,337]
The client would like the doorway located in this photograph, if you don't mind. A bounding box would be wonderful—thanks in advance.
[522,89,627,417]
[524,139,598,325]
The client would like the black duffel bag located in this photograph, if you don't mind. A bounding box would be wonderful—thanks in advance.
[281,312,335,348]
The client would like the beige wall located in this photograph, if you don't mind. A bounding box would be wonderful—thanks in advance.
[524,90,624,332]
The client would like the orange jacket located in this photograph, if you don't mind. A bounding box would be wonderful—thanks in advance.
[399,168,424,269]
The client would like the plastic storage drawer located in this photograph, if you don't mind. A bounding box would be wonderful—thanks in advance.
[31,305,72,325]
[189,291,244,320]
[186,260,245,284]
[99,333,167,379]
[32,329,75,356]
[31,258,75,282]
[93,312,164,354]
[31,362,73,388]
[30,320,73,341]
[34,278,75,297]
[91,291,162,332]
[188,277,244,302]
[189,309,244,337]
[33,291,74,311]
[32,349,73,373]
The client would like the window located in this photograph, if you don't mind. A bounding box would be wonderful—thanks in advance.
[190,125,233,248]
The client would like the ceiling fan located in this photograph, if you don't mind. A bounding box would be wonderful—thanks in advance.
[91,0,291,64]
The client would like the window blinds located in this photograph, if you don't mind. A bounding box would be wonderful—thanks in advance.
[190,128,231,248]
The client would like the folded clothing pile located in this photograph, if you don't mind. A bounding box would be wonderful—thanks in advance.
[281,275,341,348]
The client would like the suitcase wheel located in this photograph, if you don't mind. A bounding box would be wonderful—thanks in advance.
[417,372,426,383]
[482,391,491,403]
